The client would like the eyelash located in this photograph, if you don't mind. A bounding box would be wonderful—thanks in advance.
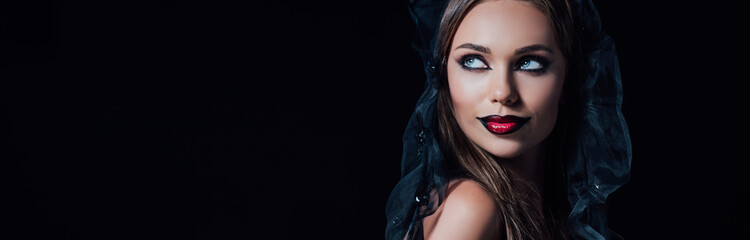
[515,55,549,74]
[457,54,550,74]
[458,54,490,71]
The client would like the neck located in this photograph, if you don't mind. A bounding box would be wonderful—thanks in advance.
[497,141,546,213]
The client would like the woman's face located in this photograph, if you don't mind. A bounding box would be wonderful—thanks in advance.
[447,0,566,159]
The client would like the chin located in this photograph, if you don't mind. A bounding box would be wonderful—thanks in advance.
[479,140,526,159]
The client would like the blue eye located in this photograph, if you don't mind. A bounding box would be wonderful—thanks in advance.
[516,56,549,73]
[519,59,542,70]
[460,55,489,70]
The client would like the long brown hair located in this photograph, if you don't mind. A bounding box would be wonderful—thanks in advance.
[434,0,579,239]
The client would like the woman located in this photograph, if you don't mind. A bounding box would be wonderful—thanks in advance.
[386,0,631,239]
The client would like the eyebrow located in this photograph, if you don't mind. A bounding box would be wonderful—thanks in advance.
[515,44,553,54]
[455,43,491,54]
[454,43,553,55]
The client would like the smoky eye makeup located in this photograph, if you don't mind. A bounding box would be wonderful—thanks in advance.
[455,53,553,74]
[457,54,491,71]
[514,55,551,74]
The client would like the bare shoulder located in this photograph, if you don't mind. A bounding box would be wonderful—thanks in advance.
[422,179,502,240]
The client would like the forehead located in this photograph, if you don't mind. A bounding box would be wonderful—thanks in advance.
[452,1,557,53]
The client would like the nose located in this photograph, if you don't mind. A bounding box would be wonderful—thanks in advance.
[489,70,518,105]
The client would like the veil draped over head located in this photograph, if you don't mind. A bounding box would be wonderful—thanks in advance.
[384,0,632,239]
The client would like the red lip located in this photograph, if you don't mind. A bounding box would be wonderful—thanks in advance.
[477,115,530,135]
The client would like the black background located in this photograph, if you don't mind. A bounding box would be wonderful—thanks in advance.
[2,1,747,239]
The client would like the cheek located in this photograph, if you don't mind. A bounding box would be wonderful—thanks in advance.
[522,79,561,109]
[447,69,485,119]
[516,74,564,127]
